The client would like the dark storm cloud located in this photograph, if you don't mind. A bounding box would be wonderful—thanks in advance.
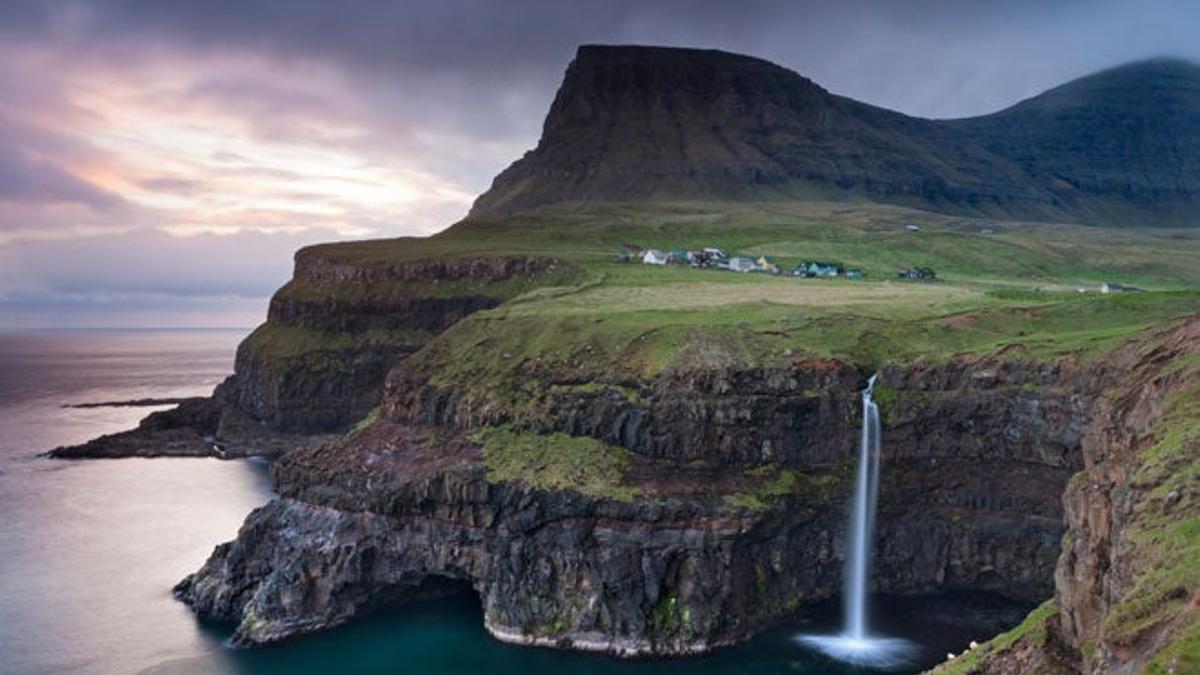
[4,0,1198,119]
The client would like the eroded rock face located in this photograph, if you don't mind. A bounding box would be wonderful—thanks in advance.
[386,356,1088,470]
[179,352,1095,654]
[925,315,1200,675]
[194,254,559,435]
[1053,319,1200,674]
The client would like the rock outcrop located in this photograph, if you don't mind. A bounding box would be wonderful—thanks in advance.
[214,252,561,434]
[472,46,1200,227]
[927,315,1200,674]
[176,351,1094,653]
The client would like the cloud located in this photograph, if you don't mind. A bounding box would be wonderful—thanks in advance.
[0,144,121,208]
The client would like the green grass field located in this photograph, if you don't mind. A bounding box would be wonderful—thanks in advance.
[293,200,1200,383]
[311,201,1200,289]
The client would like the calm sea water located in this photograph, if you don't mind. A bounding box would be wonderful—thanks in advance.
[0,330,1025,675]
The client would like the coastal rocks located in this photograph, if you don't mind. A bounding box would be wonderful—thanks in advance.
[48,396,335,459]
[179,346,1091,654]
[176,427,792,653]
[215,254,561,434]
[49,397,223,459]
[215,336,415,434]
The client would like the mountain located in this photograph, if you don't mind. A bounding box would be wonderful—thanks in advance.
[471,46,1200,226]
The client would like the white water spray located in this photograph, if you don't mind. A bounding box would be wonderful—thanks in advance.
[845,373,881,639]
[796,375,915,669]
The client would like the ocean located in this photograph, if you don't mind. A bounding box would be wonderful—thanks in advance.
[0,330,1025,675]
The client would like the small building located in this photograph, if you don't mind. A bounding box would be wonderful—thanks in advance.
[703,247,727,259]
[1101,282,1141,294]
[980,228,995,235]
[616,245,643,262]
[728,257,758,273]
[756,255,780,274]
[667,249,693,264]
[906,224,921,232]
[845,268,864,279]
[642,249,669,266]
[803,260,841,277]
[898,267,937,281]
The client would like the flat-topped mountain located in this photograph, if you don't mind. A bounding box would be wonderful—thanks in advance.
[471,46,1200,226]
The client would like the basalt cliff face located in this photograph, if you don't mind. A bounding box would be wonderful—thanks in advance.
[213,252,559,434]
[930,317,1200,675]
[473,46,1200,227]
[177,349,1103,653]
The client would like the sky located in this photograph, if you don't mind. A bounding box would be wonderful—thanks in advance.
[1,0,1198,329]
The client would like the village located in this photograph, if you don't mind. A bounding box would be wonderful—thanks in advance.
[618,245,938,281]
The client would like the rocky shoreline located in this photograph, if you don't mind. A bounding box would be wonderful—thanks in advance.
[48,396,335,460]
[171,346,1088,654]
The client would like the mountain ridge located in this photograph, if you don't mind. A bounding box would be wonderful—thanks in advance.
[471,45,1200,226]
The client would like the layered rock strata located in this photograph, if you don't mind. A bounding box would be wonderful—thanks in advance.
[177,353,1093,653]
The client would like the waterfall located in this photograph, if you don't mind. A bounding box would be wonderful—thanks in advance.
[845,373,881,639]
[795,374,914,668]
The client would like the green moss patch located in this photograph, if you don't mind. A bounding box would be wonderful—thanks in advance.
[242,324,430,364]
[473,426,638,501]
[722,465,823,512]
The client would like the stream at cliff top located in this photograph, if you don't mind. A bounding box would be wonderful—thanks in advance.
[0,330,1030,675]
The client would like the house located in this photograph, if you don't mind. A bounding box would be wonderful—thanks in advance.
[845,268,864,279]
[1101,282,1141,294]
[666,249,693,264]
[906,224,921,232]
[804,260,841,277]
[642,249,669,265]
[898,267,937,281]
[756,255,780,274]
[728,257,758,273]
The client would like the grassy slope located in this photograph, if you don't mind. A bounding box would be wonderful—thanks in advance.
[930,600,1062,674]
[1112,371,1200,673]
[308,202,1197,393]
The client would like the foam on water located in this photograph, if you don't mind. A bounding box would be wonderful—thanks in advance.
[794,633,918,669]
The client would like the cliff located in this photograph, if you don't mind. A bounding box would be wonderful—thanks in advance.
[173,280,1200,665]
[472,47,1200,227]
[176,353,1089,652]
[931,316,1200,674]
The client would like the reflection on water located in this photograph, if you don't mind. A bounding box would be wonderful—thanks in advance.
[142,592,1026,675]
[0,331,1031,675]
